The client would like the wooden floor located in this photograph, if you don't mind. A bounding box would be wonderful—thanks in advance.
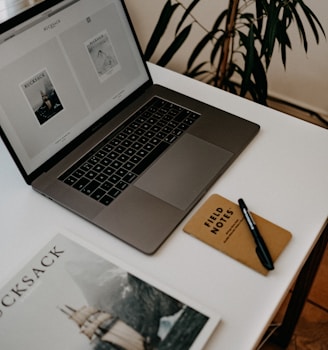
[1,1,328,349]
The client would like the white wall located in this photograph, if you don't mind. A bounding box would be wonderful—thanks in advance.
[125,0,328,116]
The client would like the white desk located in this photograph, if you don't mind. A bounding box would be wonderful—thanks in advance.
[1,63,327,349]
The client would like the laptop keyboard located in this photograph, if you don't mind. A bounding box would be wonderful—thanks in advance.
[59,97,200,206]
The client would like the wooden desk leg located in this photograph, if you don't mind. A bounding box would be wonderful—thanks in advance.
[270,221,328,348]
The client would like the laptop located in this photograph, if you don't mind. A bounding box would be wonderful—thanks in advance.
[0,0,259,254]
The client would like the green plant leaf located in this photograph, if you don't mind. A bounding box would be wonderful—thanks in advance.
[255,0,265,35]
[185,61,209,78]
[187,32,214,70]
[176,0,200,34]
[233,62,262,102]
[240,12,262,44]
[252,48,268,104]
[225,80,238,95]
[261,1,282,67]
[239,25,255,97]
[281,3,293,29]
[290,4,308,52]
[212,9,228,29]
[247,81,261,102]
[258,0,269,19]
[239,13,255,22]
[208,10,228,64]
[210,32,225,65]
[144,1,179,61]
[276,18,292,68]
[298,0,326,43]
[157,24,192,67]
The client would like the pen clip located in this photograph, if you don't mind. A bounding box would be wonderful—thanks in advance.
[256,247,274,271]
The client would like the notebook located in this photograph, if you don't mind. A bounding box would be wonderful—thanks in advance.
[0,0,260,254]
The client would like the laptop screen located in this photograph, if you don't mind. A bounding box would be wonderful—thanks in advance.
[0,0,149,176]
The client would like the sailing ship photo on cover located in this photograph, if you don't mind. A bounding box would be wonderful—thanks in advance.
[0,233,219,350]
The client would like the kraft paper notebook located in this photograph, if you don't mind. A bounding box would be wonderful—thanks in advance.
[183,194,292,275]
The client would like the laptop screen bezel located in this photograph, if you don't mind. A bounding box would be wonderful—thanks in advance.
[0,0,153,184]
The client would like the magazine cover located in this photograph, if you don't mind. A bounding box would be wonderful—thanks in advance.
[85,30,121,82]
[21,68,64,125]
[0,232,220,349]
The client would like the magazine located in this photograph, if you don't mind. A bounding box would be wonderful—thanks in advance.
[0,232,220,349]
[85,30,121,82]
[21,68,64,126]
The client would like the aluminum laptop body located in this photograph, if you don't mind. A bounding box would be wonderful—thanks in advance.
[0,0,260,254]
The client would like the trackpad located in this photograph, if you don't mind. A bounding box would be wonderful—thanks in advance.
[135,134,233,210]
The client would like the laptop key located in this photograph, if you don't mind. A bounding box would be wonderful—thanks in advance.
[164,135,177,143]
[80,162,93,172]
[100,195,114,206]
[64,176,77,185]
[101,181,113,191]
[123,161,134,170]
[94,164,105,173]
[130,155,142,164]
[72,169,85,178]
[95,173,108,182]
[85,170,98,179]
[108,174,120,184]
[73,177,90,190]
[116,181,128,191]
[123,172,137,183]
[82,180,101,195]
[91,188,106,200]
[116,168,128,177]
[108,188,121,198]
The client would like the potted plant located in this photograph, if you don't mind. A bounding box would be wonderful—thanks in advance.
[144,0,325,105]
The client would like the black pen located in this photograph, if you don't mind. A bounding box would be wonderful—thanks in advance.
[238,198,274,271]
